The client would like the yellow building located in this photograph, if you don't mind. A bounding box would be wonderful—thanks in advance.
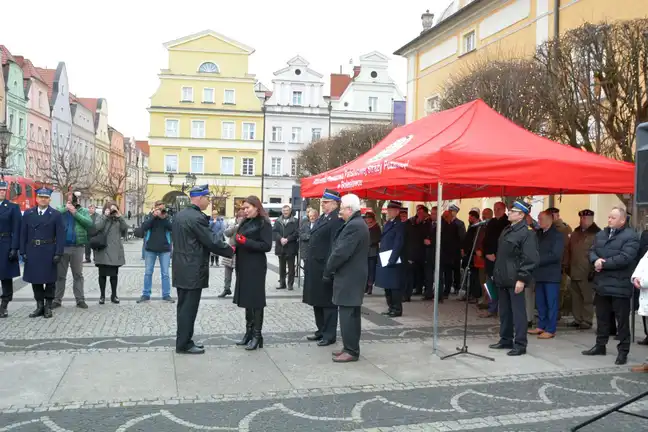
[395,0,642,227]
[147,30,264,217]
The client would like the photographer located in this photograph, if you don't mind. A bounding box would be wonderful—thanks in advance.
[137,201,174,303]
[94,201,128,304]
[53,191,94,309]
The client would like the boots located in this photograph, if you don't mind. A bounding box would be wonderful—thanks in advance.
[381,290,393,315]
[29,300,44,318]
[43,300,53,319]
[0,299,8,318]
[245,308,264,351]
[218,288,232,298]
[236,308,253,346]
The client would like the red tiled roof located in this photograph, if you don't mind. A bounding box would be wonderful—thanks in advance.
[76,97,98,113]
[135,140,150,155]
[17,57,45,82]
[0,45,16,65]
[35,67,56,101]
[330,73,352,99]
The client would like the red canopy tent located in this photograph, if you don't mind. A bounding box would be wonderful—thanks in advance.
[300,99,635,355]
[300,99,634,200]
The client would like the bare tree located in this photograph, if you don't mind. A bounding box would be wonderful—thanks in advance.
[297,123,395,218]
[209,183,232,216]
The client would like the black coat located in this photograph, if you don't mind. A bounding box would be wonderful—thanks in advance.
[589,225,639,298]
[534,226,565,283]
[403,217,430,262]
[273,217,298,256]
[171,205,233,290]
[368,224,381,258]
[303,209,344,307]
[493,220,539,288]
[233,216,272,309]
[326,211,370,306]
[374,218,405,291]
[299,221,313,259]
[20,206,65,284]
[483,215,509,255]
[440,219,461,266]
[0,200,21,279]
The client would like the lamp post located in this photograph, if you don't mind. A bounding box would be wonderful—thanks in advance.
[0,124,12,180]
[167,172,197,193]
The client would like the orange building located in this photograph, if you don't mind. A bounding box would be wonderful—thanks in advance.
[108,126,126,211]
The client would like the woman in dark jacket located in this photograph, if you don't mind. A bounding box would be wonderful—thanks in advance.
[233,196,273,351]
[440,211,461,298]
[94,201,128,304]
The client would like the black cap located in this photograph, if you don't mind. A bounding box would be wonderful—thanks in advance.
[578,209,594,217]
[546,207,560,214]
[387,200,403,209]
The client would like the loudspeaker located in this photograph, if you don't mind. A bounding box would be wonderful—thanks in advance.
[636,123,648,205]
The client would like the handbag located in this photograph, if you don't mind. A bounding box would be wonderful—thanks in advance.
[89,220,112,250]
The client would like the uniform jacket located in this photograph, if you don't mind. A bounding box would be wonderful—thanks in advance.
[374,218,405,291]
[589,225,639,298]
[326,211,370,307]
[493,220,539,288]
[302,209,344,307]
[93,215,129,267]
[171,205,233,290]
[272,216,299,256]
[564,223,600,281]
[58,205,93,246]
[20,206,64,284]
[0,200,21,279]
[534,225,565,283]
[233,215,272,308]
[453,218,467,243]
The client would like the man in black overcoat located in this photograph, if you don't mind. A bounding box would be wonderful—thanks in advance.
[273,205,299,290]
[303,189,344,346]
[324,194,369,362]
[172,185,233,354]
[0,181,21,318]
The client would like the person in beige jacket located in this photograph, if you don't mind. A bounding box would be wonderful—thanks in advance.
[218,209,245,298]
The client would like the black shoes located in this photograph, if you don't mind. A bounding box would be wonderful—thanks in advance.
[43,300,53,319]
[507,348,526,356]
[307,334,323,341]
[110,295,120,304]
[99,297,105,305]
[582,345,606,356]
[615,353,628,365]
[317,339,336,347]
[488,342,513,350]
[29,301,44,318]
[218,289,232,298]
[176,346,205,355]
[388,311,403,317]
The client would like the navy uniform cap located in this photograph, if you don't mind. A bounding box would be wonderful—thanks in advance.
[322,188,341,201]
[578,209,594,217]
[36,188,53,197]
[189,184,209,197]
[511,200,531,214]
[387,200,403,209]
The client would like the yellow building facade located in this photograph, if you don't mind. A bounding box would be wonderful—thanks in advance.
[147,30,264,217]
[395,0,643,227]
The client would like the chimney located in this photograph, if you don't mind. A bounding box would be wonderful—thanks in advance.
[339,65,343,73]
[353,66,361,78]
[421,9,434,33]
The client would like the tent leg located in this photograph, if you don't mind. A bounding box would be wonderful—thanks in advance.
[433,182,443,355]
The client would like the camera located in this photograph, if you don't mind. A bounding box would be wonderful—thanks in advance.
[71,191,81,206]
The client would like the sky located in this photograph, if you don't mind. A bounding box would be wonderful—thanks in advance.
[1,0,451,139]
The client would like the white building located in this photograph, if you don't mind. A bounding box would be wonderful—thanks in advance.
[262,56,329,204]
[329,51,405,134]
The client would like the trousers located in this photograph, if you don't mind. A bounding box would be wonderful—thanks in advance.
[339,306,361,357]
[33,283,55,301]
[55,245,86,303]
[313,306,337,342]
[570,279,594,327]
[498,286,528,348]
[594,294,630,354]
[176,288,203,351]
[535,282,560,334]
[0,279,13,301]
[278,255,296,288]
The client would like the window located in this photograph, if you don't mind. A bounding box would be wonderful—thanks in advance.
[311,128,321,141]
[368,97,378,112]
[271,126,283,142]
[221,121,235,139]
[8,112,14,131]
[221,156,234,175]
[18,118,24,135]
[291,158,298,177]
[291,127,302,143]
[191,120,205,138]
[242,123,256,140]
[165,119,179,137]
[241,158,254,176]
[425,96,440,114]
[271,157,282,176]
[198,62,219,73]
[224,89,235,104]
[38,91,43,109]
[164,155,178,173]
[37,126,42,143]
[203,88,215,103]
[463,30,476,54]
[29,123,34,140]
[181,86,194,102]
[269,197,282,204]
[190,155,204,173]
[292,91,303,105]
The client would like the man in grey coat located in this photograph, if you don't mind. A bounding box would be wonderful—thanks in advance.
[324,194,370,363]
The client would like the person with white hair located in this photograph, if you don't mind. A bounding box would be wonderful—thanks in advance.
[323,193,370,363]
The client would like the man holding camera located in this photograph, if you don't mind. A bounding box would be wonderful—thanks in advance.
[53,191,94,309]
[137,200,174,303]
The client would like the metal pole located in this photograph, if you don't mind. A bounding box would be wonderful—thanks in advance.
[433,182,443,354]
[261,104,266,202]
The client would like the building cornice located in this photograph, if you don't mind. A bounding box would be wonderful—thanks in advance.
[158,74,257,83]
[148,106,263,116]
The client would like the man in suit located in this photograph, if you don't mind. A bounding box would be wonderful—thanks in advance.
[374,201,406,317]
[0,181,21,318]
[20,188,64,319]
[325,194,370,363]
[303,189,344,346]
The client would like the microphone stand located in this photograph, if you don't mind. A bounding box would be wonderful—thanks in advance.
[441,223,495,362]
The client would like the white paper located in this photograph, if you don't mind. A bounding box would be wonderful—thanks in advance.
[379,250,401,267]
[639,289,648,317]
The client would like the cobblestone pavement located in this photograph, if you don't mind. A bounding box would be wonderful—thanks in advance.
[2,240,648,431]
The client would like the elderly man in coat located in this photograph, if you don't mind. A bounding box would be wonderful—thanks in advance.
[374,200,406,317]
[324,194,370,363]
[303,189,345,346]
[172,185,234,354]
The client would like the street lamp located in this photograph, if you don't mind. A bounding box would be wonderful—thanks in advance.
[0,124,12,179]
[167,172,197,192]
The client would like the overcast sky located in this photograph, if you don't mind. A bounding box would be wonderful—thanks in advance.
[1,0,449,139]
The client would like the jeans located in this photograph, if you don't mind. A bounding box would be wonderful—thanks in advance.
[143,251,171,298]
[535,282,559,334]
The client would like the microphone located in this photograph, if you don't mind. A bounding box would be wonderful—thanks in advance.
[470,219,490,228]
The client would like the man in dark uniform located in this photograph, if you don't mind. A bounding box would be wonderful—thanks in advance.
[489,200,539,356]
[20,188,64,319]
[303,188,344,346]
[171,185,233,354]
[448,204,466,293]
[0,181,21,318]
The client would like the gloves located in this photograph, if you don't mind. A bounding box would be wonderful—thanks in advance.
[8,249,18,262]
[235,234,247,244]
[232,246,236,253]
[53,255,61,264]
[22,255,27,263]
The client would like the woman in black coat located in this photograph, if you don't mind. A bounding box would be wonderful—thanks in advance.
[233,196,273,350]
